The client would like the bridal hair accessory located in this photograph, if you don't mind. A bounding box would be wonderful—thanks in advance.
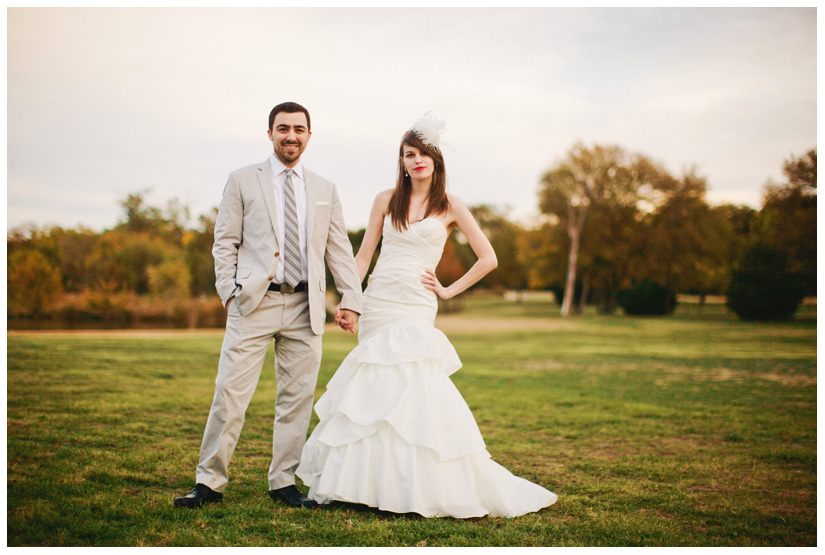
[409,112,446,150]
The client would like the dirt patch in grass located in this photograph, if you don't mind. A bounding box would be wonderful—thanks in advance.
[705,367,815,388]
[649,364,815,388]
[517,359,569,371]
[755,372,816,387]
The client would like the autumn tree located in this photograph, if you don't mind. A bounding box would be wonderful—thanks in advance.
[85,229,166,293]
[578,193,650,313]
[51,226,99,293]
[8,250,63,315]
[7,224,60,269]
[782,148,816,190]
[635,170,735,309]
[539,143,670,316]
[184,208,219,297]
[109,191,205,297]
[518,219,568,294]
[148,253,192,299]
[468,205,527,290]
[117,190,190,243]
[753,149,816,295]
[713,203,756,266]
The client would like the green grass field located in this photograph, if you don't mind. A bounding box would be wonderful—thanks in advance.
[6,297,816,546]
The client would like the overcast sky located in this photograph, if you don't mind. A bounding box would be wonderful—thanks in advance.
[6,6,817,232]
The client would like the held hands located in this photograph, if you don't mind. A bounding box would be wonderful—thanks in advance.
[421,270,452,300]
[335,305,359,334]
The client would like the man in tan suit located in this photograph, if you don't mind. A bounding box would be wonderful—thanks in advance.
[175,102,363,508]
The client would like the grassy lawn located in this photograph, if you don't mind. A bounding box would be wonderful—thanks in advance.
[6,297,816,546]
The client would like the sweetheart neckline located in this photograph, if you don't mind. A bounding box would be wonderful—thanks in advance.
[412,217,449,233]
[385,215,449,235]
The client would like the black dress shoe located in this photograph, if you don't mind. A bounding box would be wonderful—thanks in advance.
[174,483,223,508]
[269,485,318,508]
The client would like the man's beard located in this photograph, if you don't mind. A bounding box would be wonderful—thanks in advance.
[276,142,303,164]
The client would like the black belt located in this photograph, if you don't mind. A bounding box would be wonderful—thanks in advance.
[268,282,307,294]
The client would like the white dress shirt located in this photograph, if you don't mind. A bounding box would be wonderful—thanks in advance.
[270,154,309,284]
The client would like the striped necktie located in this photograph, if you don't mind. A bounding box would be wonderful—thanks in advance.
[283,169,302,287]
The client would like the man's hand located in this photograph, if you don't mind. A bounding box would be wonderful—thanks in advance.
[335,306,359,334]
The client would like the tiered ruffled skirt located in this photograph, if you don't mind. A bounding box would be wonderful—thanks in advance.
[296,300,557,518]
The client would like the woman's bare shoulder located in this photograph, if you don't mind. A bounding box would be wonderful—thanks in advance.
[373,189,394,211]
[446,194,470,217]
[447,193,466,208]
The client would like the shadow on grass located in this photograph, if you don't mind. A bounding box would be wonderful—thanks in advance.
[323,500,426,521]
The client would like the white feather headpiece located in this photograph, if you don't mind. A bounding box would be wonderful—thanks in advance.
[409,112,446,150]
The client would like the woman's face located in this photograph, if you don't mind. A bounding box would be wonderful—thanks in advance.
[402,145,435,181]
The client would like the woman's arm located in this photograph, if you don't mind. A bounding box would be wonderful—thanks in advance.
[421,196,498,299]
[355,189,392,282]
[335,190,392,333]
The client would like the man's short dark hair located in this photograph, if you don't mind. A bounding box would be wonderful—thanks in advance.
[269,102,311,131]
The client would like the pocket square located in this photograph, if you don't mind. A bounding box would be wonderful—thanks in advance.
[316,201,329,205]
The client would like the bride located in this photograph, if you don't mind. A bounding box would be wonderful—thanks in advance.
[295,115,557,518]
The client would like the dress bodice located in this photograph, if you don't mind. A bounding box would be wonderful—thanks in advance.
[375,216,448,273]
[361,216,449,322]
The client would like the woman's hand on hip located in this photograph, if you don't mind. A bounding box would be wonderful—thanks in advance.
[421,270,452,300]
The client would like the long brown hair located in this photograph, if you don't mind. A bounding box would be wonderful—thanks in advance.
[388,130,450,231]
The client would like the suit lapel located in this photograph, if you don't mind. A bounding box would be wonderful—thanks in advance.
[257,158,280,244]
[304,170,319,249]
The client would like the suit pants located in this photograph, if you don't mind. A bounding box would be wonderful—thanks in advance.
[195,289,323,492]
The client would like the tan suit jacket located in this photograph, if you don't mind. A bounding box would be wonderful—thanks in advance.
[212,158,362,334]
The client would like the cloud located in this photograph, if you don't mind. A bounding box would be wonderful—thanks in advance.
[6,7,816,231]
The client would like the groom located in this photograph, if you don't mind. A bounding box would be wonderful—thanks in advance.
[175,102,363,509]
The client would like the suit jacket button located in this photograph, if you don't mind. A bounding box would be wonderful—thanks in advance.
[267,275,274,281]
[275,252,280,257]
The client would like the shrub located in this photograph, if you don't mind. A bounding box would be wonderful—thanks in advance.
[148,258,191,299]
[726,243,804,321]
[7,250,63,315]
[618,280,676,316]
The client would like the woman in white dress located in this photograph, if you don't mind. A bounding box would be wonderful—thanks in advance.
[296,116,557,518]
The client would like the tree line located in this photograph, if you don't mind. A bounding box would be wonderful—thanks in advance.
[531,144,815,318]
[7,145,815,325]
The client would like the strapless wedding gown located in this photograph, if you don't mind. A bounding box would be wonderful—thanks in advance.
[296,216,557,518]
